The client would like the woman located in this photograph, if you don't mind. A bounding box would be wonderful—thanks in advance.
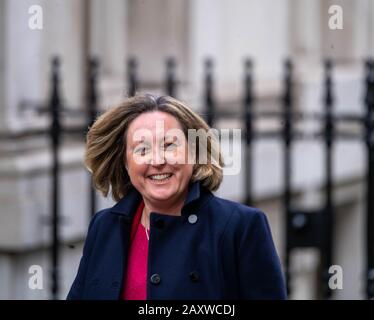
[67,93,286,300]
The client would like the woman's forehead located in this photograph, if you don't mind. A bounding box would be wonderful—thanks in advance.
[129,111,182,131]
[126,111,185,143]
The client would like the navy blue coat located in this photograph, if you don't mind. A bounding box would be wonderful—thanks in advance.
[67,181,287,300]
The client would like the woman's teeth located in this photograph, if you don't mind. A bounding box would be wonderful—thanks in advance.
[149,173,172,181]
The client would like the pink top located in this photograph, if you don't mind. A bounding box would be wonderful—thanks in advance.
[122,200,148,300]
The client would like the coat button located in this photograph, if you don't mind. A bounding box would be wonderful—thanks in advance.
[154,218,165,229]
[150,273,161,285]
[189,271,199,282]
[188,214,198,224]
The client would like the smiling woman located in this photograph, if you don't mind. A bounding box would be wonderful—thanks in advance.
[125,111,194,230]
[67,93,287,300]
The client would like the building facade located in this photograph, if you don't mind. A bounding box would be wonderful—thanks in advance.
[0,0,373,299]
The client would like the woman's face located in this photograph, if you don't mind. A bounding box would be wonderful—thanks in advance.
[125,111,194,205]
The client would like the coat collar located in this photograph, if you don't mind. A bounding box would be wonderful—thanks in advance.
[110,180,203,218]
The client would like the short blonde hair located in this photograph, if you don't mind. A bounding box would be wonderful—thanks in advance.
[85,93,224,202]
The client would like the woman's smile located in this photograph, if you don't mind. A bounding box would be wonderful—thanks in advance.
[147,173,173,184]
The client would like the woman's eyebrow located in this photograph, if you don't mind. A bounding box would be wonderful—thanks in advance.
[130,139,151,148]
[164,135,179,142]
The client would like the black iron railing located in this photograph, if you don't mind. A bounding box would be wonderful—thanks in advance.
[1,56,373,300]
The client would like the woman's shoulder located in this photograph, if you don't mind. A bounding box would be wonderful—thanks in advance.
[206,193,273,239]
[208,195,276,254]
[87,208,117,232]
[208,193,267,223]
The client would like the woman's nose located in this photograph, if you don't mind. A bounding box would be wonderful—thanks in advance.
[151,148,166,165]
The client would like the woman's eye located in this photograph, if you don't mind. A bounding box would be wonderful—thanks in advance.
[135,147,149,156]
[164,143,177,150]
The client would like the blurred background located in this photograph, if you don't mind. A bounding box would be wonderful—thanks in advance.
[0,0,373,300]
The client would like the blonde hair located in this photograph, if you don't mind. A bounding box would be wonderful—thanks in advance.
[85,93,224,202]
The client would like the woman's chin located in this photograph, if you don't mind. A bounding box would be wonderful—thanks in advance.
[146,187,175,201]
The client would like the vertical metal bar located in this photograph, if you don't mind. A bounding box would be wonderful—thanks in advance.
[204,58,215,127]
[282,58,293,296]
[243,58,254,206]
[364,58,374,299]
[50,57,61,300]
[165,57,177,97]
[82,0,91,113]
[322,58,334,299]
[127,57,138,97]
[87,57,99,217]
